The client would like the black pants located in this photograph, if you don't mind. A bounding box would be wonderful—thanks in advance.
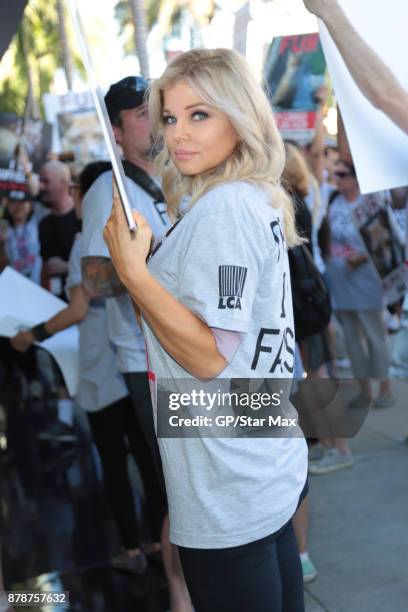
[87,389,165,549]
[179,520,304,612]
[123,372,167,503]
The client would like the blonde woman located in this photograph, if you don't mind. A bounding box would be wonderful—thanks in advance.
[104,49,308,612]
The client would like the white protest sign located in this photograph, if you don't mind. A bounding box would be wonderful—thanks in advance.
[65,0,137,231]
[0,267,79,397]
[318,0,408,194]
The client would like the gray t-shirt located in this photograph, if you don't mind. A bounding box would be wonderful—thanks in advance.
[66,236,128,411]
[80,169,170,373]
[142,181,307,549]
[326,193,383,310]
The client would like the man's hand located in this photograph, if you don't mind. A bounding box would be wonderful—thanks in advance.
[10,330,35,352]
[43,256,68,277]
[303,0,334,19]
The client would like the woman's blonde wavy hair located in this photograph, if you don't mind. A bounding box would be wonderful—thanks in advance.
[148,48,300,247]
[282,142,310,200]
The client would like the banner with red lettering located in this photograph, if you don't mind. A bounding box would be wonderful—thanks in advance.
[0,168,29,200]
[264,33,326,143]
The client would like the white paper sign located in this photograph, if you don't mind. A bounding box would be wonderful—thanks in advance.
[0,267,79,397]
[318,0,408,194]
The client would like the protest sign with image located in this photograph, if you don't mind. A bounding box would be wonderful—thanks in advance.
[0,112,52,172]
[43,90,108,164]
[352,193,406,305]
[264,33,326,143]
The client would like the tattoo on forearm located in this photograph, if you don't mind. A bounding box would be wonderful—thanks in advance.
[81,257,127,297]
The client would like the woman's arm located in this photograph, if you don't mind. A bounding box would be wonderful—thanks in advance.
[10,284,89,352]
[103,190,227,380]
[130,272,227,379]
[304,0,408,134]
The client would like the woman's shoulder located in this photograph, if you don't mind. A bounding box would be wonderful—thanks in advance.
[196,181,270,218]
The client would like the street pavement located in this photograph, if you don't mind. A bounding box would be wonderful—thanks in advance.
[304,379,408,612]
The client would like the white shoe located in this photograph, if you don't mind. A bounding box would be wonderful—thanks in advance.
[308,443,323,461]
[308,448,354,475]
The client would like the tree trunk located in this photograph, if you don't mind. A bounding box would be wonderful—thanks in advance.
[56,0,74,90]
[130,0,150,79]
[233,2,251,56]
[18,24,40,119]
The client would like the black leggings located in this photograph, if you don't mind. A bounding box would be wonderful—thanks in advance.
[123,372,167,502]
[178,520,304,612]
[87,391,165,549]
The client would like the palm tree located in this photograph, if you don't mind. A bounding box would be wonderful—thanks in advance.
[115,0,217,68]
[130,0,150,78]
[56,0,74,90]
[0,0,82,116]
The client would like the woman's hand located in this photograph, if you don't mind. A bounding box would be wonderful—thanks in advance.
[303,0,334,18]
[10,330,35,352]
[103,178,153,289]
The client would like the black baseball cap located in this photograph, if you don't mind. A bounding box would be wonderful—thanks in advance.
[104,76,149,123]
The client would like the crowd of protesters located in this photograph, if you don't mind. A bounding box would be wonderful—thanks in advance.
[0,1,407,610]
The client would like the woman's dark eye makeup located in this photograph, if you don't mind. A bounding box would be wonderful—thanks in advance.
[162,110,209,125]
[192,110,209,120]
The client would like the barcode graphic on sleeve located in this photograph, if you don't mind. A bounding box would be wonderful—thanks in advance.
[218,266,248,297]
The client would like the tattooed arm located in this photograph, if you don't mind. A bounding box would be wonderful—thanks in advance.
[81,256,128,297]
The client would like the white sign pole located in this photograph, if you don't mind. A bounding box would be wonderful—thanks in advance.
[66,0,137,231]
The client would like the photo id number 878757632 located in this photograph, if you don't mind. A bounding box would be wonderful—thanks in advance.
[1,592,69,606]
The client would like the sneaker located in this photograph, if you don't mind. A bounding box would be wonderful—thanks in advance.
[308,443,324,462]
[386,313,400,333]
[373,393,396,409]
[37,421,76,443]
[111,551,148,574]
[348,393,372,410]
[308,448,354,475]
[301,556,317,583]
[335,358,351,370]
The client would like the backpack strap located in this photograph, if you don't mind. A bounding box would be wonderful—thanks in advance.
[122,160,164,202]
[328,189,340,206]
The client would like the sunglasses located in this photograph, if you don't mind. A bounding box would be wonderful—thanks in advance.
[334,171,353,179]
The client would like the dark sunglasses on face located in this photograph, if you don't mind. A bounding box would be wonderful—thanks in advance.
[334,171,353,179]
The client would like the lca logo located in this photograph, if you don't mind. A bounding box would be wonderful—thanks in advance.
[218,265,247,310]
